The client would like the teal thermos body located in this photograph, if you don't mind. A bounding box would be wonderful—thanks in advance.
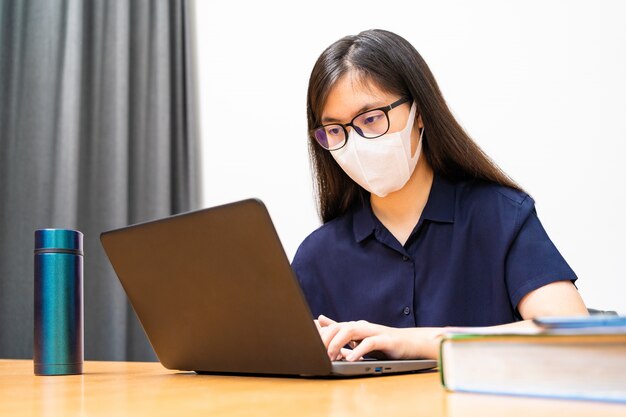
[34,229,84,375]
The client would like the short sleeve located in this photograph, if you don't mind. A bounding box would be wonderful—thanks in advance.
[505,197,578,311]
[291,236,331,319]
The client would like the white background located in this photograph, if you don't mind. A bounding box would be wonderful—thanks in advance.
[193,0,626,314]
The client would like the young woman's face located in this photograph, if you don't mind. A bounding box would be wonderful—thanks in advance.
[320,71,423,156]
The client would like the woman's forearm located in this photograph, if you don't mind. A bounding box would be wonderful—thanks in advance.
[402,320,542,360]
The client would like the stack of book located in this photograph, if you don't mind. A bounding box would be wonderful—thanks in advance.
[439,316,626,402]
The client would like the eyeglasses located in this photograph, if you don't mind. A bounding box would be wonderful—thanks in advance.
[312,97,410,151]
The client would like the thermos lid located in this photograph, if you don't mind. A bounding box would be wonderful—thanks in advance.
[35,229,83,253]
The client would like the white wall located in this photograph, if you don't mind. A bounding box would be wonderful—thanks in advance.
[194,0,626,315]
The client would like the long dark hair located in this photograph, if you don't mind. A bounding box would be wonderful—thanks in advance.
[307,29,523,223]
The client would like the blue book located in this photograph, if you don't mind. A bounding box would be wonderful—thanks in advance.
[439,317,626,403]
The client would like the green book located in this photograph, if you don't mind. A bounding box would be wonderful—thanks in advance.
[439,323,626,403]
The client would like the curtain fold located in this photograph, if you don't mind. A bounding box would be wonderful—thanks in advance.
[0,0,200,361]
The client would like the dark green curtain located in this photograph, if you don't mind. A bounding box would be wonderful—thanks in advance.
[0,0,201,361]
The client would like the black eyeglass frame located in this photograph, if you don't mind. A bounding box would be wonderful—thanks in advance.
[312,96,412,151]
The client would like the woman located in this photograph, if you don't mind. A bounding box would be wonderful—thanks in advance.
[291,29,588,361]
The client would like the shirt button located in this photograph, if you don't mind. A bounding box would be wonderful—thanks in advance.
[403,307,411,315]
[402,256,409,261]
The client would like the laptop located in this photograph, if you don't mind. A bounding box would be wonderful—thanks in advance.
[100,199,437,377]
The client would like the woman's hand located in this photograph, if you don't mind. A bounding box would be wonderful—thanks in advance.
[316,315,446,361]
[314,315,547,362]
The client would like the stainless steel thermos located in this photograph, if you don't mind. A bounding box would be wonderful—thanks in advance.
[34,229,84,375]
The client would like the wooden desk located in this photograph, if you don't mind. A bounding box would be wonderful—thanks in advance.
[1,359,625,416]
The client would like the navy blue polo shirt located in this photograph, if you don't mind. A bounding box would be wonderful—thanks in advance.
[291,174,577,328]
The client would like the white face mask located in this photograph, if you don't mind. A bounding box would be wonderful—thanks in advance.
[330,102,423,197]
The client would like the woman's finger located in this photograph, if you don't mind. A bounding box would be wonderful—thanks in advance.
[318,314,337,327]
[340,347,357,360]
[314,319,322,334]
[345,336,384,361]
[326,321,374,360]
[320,322,343,352]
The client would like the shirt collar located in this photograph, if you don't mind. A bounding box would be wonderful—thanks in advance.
[421,173,456,224]
[352,198,377,243]
[352,173,456,243]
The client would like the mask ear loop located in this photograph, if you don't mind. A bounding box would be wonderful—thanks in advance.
[409,111,424,160]
[408,124,424,162]
[416,108,424,142]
